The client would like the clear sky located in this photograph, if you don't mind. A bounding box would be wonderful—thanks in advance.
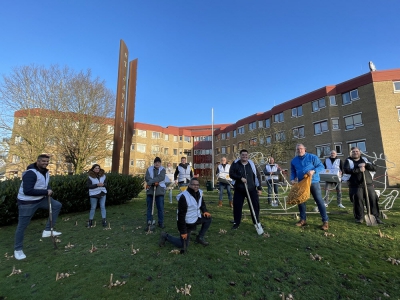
[1,0,399,128]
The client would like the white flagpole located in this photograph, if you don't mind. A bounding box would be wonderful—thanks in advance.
[211,108,214,189]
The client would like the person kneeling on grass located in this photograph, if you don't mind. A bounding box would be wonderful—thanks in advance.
[159,178,211,250]
[14,154,62,260]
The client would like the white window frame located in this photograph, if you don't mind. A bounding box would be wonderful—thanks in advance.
[274,112,284,123]
[249,121,257,131]
[265,119,271,128]
[342,89,360,105]
[344,113,363,130]
[292,105,303,117]
[221,133,226,140]
[258,120,264,128]
[164,148,169,155]
[329,95,337,106]
[131,144,135,151]
[164,134,169,141]
[266,136,271,145]
[275,131,285,142]
[137,129,147,137]
[233,130,237,137]
[313,120,329,135]
[107,125,114,134]
[137,143,146,153]
[249,138,257,146]
[18,118,26,125]
[331,118,340,130]
[152,131,161,139]
[315,144,331,158]
[136,159,145,169]
[173,149,178,155]
[347,140,366,153]
[312,98,326,112]
[334,143,342,154]
[151,145,160,154]
[174,135,178,142]
[292,126,305,138]
[393,81,400,93]
[238,126,245,135]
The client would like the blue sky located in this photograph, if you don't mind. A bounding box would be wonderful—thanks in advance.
[1,0,399,128]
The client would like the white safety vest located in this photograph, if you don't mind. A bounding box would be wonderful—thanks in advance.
[177,165,191,183]
[18,169,49,201]
[342,157,375,182]
[265,164,279,180]
[148,166,166,188]
[176,189,203,224]
[325,158,341,171]
[88,174,107,196]
[217,164,231,179]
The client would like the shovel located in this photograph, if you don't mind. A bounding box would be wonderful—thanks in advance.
[147,187,157,232]
[363,171,378,226]
[48,196,58,249]
[244,183,264,235]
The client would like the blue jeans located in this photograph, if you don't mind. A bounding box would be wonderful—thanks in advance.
[146,194,164,225]
[218,182,232,201]
[298,183,329,222]
[14,196,62,250]
[166,217,212,248]
[267,180,279,203]
[89,195,106,219]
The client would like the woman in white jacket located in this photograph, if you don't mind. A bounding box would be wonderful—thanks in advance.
[87,164,107,227]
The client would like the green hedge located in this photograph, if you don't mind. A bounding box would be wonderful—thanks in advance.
[0,173,144,226]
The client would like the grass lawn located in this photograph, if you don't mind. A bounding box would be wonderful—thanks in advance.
[1,187,400,300]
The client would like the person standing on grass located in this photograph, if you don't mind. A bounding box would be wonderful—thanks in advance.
[229,149,262,230]
[165,162,175,204]
[264,157,281,206]
[14,154,62,260]
[145,157,166,229]
[343,147,383,224]
[174,157,193,189]
[216,157,233,207]
[87,164,108,228]
[323,150,345,208]
[159,177,211,249]
[290,144,329,231]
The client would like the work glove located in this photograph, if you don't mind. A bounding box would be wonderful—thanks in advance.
[181,233,188,240]
[203,212,211,218]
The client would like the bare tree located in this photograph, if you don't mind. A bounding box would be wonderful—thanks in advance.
[0,65,115,174]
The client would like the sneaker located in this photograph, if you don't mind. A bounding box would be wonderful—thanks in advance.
[321,222,329,231]
[231,223,239,230]
[158,223,165,229]
[295,220,307,227]
[324,203,329,207]
[42,230,62,238]
[338,204,346,209]
[159,232,168,247]
[102,219,107,227]
[376,217,384,224]
[14,250,26,260]
[195,236,209,246]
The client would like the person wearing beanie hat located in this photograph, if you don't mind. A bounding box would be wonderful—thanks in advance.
[145,157,166,229]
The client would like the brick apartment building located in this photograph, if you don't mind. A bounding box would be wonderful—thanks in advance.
[5,68,400,186]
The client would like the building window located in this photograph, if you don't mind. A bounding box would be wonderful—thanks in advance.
[275,131,285,141]
[107,125,114,134]
[179,136,183,141]
[348,140,366,152]
[12,155,20,163]
[221,133,226,140]
[137,129,147,137]
[174,135,178,142]
[258,120,264,128]
[232,145,237,153]
[331,118,340,130]
[238,141,245,149]
[233,130,237,137]
[274,112,284,123]
[226,132,230,139]
[266,136,271,145]
[130,160,134,166]
[173,149,178,155]
[137,143,146,153]
[342,89,359,105]
[393,81,400,93]
[314,120,328,135]
[292,126,305,138]
[136,159,145,169]
[292,105,303,117]
[14,136,23,144]
[265,119,271,128]
[164,134,169,141]
[215,148,220,155]
[131,144,135,151]
[344,113,363,130]
[221,147,227,154]
[151,145,160,154]
[249,138,257,146]
[164,148,169,155]
[398,109,400,121]
[104,156,112,167]
[249,121,257,131]
[329,96,337,106]
[312,98,326,112]
[315,145,330,158]
[238,126,245,134]
[184,136,191,142]
[184,149,191,157]
[152,132,161,139]
[18,118,26,125]
[105,140,113,150]
[334,144,342,154]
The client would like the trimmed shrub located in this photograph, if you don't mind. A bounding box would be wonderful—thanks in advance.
[0,173,144,226]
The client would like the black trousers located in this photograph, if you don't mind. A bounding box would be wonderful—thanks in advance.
[349,186,380,220]
[233,188,260,225]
